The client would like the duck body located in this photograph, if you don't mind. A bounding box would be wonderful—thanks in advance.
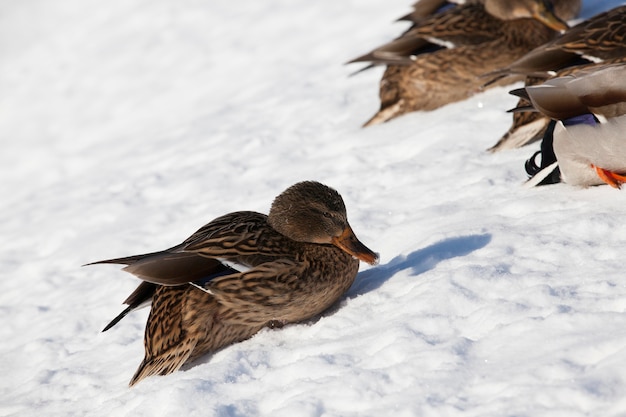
[490,5,626,151]
[372,18,556,124]
[553,116,626,186]
[349,0,576,126]
[521,63,626,187]
[89,181,378,386]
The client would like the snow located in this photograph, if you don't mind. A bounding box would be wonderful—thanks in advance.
[1,0,626,416]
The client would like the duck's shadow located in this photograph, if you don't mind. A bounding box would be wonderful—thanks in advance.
[348,233,492,297]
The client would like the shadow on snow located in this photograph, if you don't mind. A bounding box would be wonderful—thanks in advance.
[348,233,492,297]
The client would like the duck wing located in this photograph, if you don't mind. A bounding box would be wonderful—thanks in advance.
[521,62,626,120]
[494,6,626,78]
[101,281,157,332]
[90,248,228,285]
[90,211,280,330]
[348,3,498,66]
[89,211,285,286]
[95,255,239,331]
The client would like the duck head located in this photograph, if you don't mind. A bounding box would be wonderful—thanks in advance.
[485,0,568,31]
[268,181,379,265]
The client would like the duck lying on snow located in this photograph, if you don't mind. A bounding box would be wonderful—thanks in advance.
[488,5,626,151]
[348,0,577,127]
[88,181,379,386]
[520,63,626,188]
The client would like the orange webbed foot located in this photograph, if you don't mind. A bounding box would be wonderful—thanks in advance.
[592,165,626,189]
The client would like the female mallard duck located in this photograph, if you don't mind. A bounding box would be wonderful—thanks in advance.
[520,63,626,188]
[88,181,379,386]
[489,5,626,151]
[348,0,577,126]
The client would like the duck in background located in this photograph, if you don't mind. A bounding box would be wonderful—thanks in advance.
[519,63,626,188]
[348,0,578,127]
[88,181,378,386]
[488,5,626,152]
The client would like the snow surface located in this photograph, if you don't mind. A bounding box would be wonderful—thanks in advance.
[2,0,626,416]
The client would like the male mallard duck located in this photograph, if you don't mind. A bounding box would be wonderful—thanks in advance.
[349,0,577,126]
[88,181,379,386]
[520,63,626,188]
[488,5,626,151]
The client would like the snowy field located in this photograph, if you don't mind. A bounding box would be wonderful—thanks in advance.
[2,0,626,416]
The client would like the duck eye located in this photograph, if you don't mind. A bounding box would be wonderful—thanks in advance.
[323,212,332,218]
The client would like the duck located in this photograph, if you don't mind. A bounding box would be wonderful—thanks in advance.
[348,0,578,127]
[519,63,626,188]
[87,181,379,386]
[488,5,626,151]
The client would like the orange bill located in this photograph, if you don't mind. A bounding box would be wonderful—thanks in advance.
[331,226,379,265]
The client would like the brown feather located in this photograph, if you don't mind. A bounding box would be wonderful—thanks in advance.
[350,0,579,125]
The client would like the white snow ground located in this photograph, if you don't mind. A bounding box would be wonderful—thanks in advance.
[2,0,626,416]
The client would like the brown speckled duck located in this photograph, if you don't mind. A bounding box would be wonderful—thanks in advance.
[88,181,379,386]
[489,5,626,151]
[349,0,578,126]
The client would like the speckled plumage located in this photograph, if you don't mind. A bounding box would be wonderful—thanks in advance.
[489,5,626,151]
[89,181,378,386]
[349,0,579,126]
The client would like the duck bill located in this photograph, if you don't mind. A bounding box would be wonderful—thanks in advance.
[331,226,379,266]
[534,2,568,32]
